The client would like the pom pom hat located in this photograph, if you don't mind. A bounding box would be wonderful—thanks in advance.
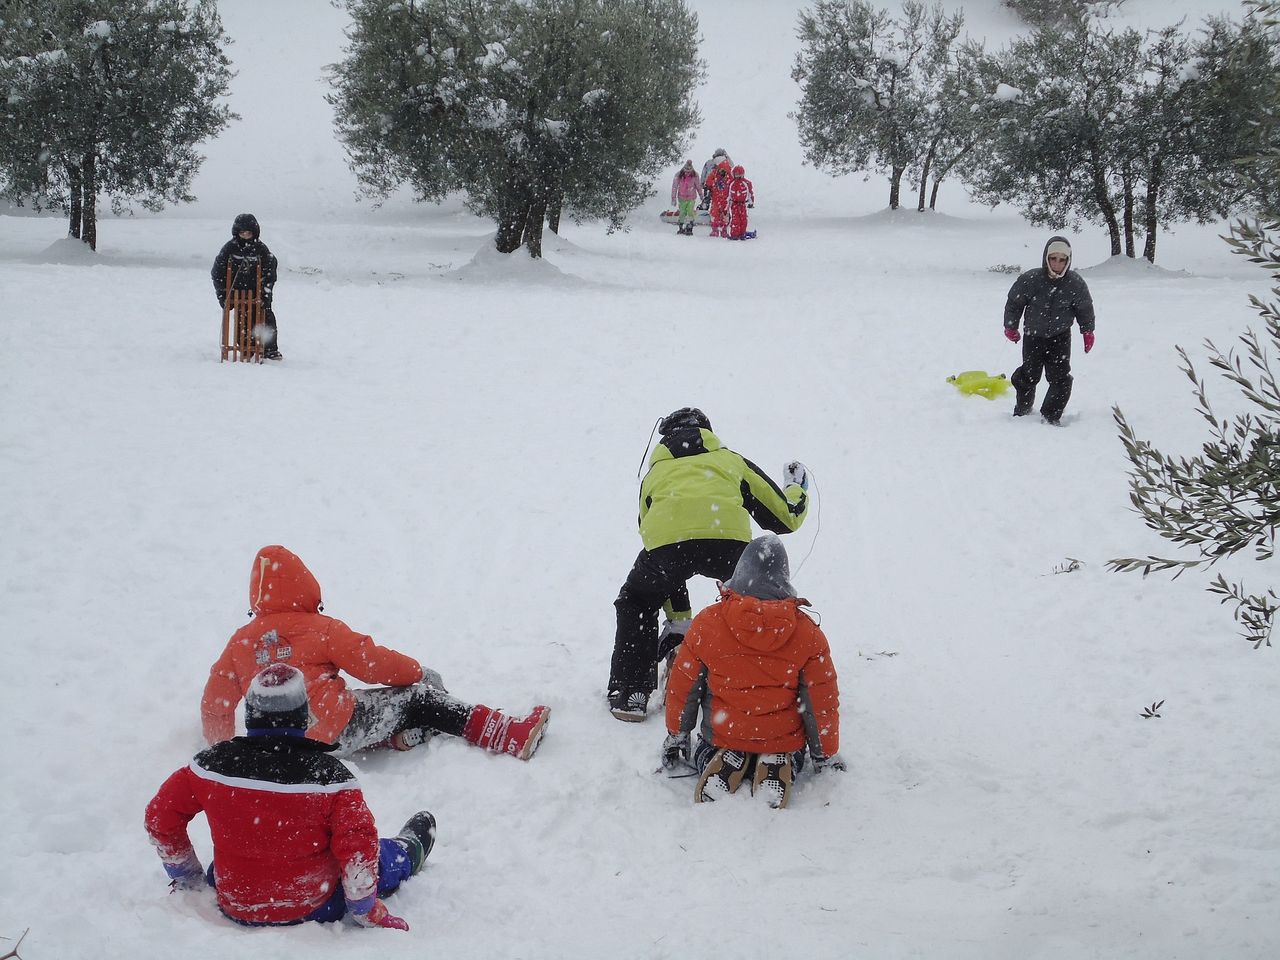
[244,663,310,734]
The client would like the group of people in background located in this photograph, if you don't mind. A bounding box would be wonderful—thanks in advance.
[670,147,755,239]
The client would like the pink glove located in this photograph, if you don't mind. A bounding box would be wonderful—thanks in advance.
[1083,330,1095,353]
[351,899,410,931]
[1004,327,1021,344]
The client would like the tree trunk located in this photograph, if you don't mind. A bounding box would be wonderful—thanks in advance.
[1142,158,1162,263]
[523,199,547,259]
[66,163,82,240]
[80,151,97,251]
[1122,174,1135,258]
[917,141,937,212]
[547,192,562,235]
[929,178,940,210]
[495,203,529,254]
[888,166,905,210]
[1087,144,1121,256]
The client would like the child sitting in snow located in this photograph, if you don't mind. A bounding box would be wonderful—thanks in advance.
[201,544,549,760]
[661,534,844,808]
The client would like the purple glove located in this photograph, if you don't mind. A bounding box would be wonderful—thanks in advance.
[1004,327,1021,344]
[1083,330,1095,353]
[163,851,205,892]
[351,898,409,931]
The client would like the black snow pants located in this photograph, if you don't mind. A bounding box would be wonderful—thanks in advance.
[1012,331,1072,422]
[609,539,746,695]
[335,677,472,754]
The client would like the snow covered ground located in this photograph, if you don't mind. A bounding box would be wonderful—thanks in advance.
[2,1,1278,958]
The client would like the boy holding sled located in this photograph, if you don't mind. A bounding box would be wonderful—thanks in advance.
[661,534,844,809]
[607,408,809,721]
[148,664,436,929]
[212,213,282,360]
[201,544,549,759]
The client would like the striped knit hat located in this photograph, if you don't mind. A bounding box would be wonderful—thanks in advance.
[245,663,309,733]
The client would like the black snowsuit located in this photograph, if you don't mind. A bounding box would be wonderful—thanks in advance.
[212,213,280,355]
[1003,235,1095,422]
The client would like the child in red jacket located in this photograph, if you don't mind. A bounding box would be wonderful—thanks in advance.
[705,161,732,238]
[201,545,549,759]
[726,164,755,240]
[147,664,436,928]
[662,534,844,808]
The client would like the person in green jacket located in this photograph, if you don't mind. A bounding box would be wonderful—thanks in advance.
[608,407,810,721]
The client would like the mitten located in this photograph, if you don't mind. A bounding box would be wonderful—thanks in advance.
[163,850,205,892]
[1082,330,1095,353]
[350,898,409,931]
[1004,327,1021,344]
[812,752,848,773]
[747,202,754,208]
[216,293,226,308]
[661,731,690,770]
[783,461,809,491]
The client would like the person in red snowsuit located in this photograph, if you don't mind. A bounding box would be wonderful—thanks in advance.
[705,161,732,238]
[727,165,755,240]
[146,663,437,929]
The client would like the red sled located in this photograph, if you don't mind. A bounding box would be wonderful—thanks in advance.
[659,209,711,226]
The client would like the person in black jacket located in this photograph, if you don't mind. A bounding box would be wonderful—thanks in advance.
[212,213,282,360]
[1003,235,1096,424]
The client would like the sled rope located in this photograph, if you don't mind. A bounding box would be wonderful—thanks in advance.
[635,417,661,480]
[792,465,821,577]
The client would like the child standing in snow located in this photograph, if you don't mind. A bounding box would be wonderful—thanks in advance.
[1003,235,1096,425]
[705,162,732,238]
[201,545,549,759]
[671,160,702,235]
[211,213,282,360]
[662,534,844,809]
[726,165,755,240]
[608,408,809,721]
[149,664,435,929]
[699,148,732,208]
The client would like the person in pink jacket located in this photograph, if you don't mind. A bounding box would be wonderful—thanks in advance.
[670,160,702,235]
[727,165,755,240]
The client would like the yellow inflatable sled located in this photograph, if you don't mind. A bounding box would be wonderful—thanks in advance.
[946,370,1010,400]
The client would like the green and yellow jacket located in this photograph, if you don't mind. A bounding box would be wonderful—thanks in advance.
[638,427,808,551]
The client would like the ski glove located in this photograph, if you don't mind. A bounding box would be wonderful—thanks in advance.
[1082,330,1095,353]
[783,461,809,491]
[812,752,848,773]
[1004,327,1021,344]
[351,898,409,931]
[662,731,691,770]
[163,851,205,892]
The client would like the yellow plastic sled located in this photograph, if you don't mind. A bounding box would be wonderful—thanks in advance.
[946,370,1011,400]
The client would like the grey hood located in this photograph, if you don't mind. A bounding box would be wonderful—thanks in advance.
[724,533,796,601]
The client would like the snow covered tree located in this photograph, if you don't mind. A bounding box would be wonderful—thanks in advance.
[1000,0,1123,29]
[0,0,235,250]
[328,0,703,258]
[791,0,969,210]
[1109,4,1280,647]
[966,14,1278,262]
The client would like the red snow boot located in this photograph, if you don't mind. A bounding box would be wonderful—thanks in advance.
[463,704,550,760]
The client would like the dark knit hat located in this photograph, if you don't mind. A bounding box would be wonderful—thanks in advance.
[245,663,309,733]
[659,406,711,435]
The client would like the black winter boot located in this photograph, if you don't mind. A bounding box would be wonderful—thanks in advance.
[395,811,437,875]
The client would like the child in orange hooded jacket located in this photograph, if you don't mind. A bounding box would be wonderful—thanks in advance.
[201,545,549,759]
[662,534,844,808]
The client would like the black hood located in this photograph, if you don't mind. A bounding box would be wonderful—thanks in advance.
[232,213,260,240]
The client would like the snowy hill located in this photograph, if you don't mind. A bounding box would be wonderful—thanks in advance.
[2,1,1278,958]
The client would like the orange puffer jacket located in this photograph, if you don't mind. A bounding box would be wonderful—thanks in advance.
[201,545,424,745]
[665,590,840,756]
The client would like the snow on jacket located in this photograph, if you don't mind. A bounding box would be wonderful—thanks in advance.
[727,176,755,207]
[638,427,807,551]
[1003,235,1096,338]
[201,545,424,745]
[145,733,379,925]
[211,214,278,301]
[665,589,840,756]
[672,168,701,203]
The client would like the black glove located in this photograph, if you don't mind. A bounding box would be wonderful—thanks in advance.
[661,731,690,770]
[812,752,847,773]
[216,294,226,308]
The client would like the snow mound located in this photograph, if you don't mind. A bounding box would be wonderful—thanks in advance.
[1078,255,1192,279]
[451,237,575,285]
[32,236,100,264]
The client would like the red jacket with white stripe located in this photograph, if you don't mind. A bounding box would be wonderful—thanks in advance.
[144,734,379,925]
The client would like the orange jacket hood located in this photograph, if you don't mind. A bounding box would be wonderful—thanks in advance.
[249,545,323,615]
[718,590,801,652]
